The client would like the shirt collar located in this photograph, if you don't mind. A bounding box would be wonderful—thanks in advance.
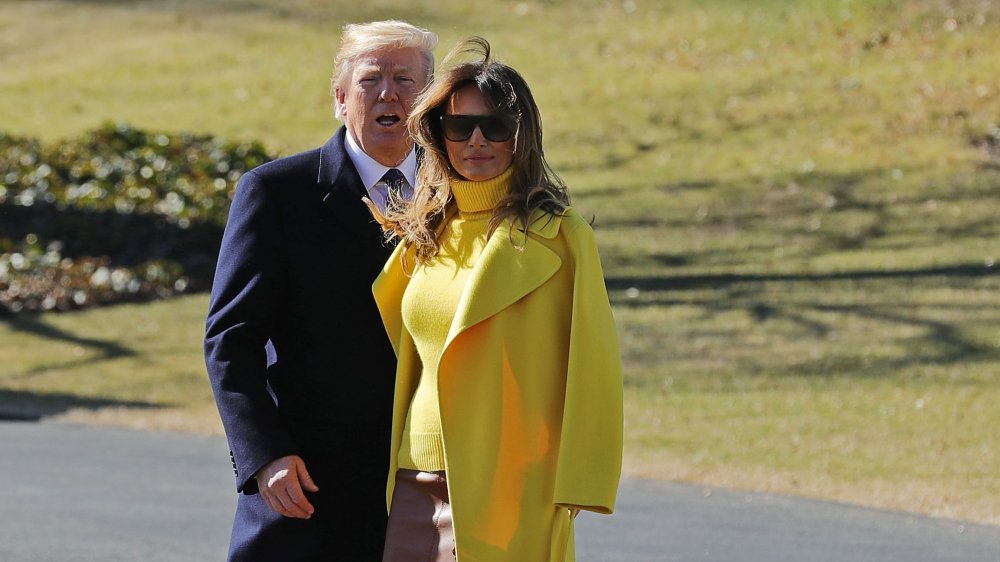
[343,130,417,191]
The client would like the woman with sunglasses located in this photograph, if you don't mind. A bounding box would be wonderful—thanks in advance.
[367,37,622,562]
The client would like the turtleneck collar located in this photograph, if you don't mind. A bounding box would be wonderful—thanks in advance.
[451,166,513,217]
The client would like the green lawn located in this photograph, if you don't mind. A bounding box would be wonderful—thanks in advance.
[1,0,999,524]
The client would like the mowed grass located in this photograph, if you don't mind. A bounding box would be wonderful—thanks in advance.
[2,0,999,524]
[0,295,221,433]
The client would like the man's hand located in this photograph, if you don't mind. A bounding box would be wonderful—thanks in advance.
[255,455,319,519]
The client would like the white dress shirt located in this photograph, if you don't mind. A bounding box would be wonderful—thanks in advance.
[343,131,417,213]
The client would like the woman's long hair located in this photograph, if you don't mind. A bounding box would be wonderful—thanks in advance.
[380,36,570,264]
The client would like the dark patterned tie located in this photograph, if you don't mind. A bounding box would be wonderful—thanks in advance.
[379,168,408,212]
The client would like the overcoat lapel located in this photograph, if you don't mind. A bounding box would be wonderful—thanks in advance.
[316,128,386,251]
[443,212,564,349]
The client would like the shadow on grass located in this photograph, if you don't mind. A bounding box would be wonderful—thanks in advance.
[607,263,999,294]
[609,263,1000,378]
[0,315,150,420]
[813,303,998,369]
[0,314,138,380]
[589,166,1000,261]
[0,389,161,422]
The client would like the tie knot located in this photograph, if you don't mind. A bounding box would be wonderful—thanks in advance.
[380,168,408,213]
[380,168,406,189]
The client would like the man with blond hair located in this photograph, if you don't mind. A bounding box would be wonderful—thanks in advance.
[205,20,437,561]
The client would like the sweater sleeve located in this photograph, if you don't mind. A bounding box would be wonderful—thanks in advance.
[551,218,624,514]
[204,170,298,494]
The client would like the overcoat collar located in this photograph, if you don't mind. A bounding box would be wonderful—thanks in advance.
[375,209,566,354]
[317,127,361,192]
[316,127,390,251]
[318,128,422,191]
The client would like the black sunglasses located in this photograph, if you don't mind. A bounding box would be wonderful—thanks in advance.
[440,114,516,143]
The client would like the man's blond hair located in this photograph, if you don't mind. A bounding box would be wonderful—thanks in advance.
[330,20,437,101]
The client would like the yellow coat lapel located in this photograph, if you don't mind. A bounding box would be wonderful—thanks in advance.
[372,210,564,355]
[372,243,414,357]
[445,211,563,348]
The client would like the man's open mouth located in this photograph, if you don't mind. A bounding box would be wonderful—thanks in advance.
[376,114,401,127]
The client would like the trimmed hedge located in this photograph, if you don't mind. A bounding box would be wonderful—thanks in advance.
[0,123,274,314]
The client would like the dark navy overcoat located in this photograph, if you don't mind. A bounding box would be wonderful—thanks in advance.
[205,127,397,561]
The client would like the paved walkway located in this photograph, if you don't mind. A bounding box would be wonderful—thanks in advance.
[1,421,997,561]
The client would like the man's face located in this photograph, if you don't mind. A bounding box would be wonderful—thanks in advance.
[335,47,428,167]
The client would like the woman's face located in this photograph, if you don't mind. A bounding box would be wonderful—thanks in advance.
[442,85,515,182]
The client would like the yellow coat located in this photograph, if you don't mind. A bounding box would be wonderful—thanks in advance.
[373,208,623,562]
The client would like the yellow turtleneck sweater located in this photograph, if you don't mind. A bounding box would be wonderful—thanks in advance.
[397,167,512,471]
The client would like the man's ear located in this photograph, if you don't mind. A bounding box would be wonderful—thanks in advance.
[334,88,346,118]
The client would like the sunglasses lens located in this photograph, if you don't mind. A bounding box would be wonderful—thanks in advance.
[480,118,513,142]
[441,115,514,142]
[442,117,476,142]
